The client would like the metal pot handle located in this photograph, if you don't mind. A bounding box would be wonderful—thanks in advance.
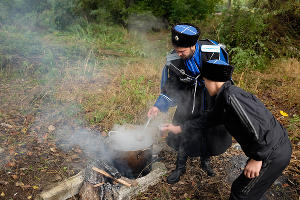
[108,131,119,137]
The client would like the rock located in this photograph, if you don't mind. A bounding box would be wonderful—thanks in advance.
[0,147,4,154]
[233,143,241,150]
[79,182,100,200]
[35,171,84,200]
[118,162,167,200]
[35,162,167,200]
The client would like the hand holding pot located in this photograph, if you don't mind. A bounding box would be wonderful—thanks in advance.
[159,123,182,136]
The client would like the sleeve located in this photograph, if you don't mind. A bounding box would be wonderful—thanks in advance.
[154,52,186,112]
[227,91,275,161]
[180,110,223,134]
[154,65,177,112]
[228,94,259,141]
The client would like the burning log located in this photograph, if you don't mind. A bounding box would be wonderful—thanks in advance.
[92,166,136,187]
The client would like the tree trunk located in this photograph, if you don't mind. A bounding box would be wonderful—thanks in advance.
[227,0,232,10]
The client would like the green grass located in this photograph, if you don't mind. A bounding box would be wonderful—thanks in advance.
[288,114,300,142]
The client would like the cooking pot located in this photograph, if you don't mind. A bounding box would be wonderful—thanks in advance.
[107,127,154,179]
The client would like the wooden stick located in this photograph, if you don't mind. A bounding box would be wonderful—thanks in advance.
[92,167,132,187]
[93,182,104,188]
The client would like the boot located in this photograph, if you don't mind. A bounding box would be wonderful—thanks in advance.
[200,157,215,177]
[167,148,187,184]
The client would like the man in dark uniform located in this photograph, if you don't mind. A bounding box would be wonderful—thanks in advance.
[195,59,292,199]
[147,23,232,184]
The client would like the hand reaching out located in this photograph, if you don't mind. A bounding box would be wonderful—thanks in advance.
[159,123,182,135]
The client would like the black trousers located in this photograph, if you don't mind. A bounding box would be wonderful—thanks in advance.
[229,136,292,200]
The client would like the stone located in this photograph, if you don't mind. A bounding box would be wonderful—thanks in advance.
[35,162,167,200]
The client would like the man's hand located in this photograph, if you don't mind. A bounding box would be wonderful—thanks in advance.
[244,159,262,178]
[147,106,160,118]
[159,123,182,134]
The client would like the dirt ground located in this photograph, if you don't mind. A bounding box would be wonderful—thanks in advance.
[0,114,299,200]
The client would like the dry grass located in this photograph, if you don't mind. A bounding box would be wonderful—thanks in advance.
[233,58,300,192]
[82,58,163,131]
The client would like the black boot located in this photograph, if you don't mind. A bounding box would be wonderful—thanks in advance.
[167,149,187,184]
[200,157,215,177]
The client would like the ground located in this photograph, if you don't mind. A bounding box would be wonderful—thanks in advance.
[0,56,299,200]
[0,112,299,199]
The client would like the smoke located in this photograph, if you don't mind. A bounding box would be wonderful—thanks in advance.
[126,13,169,58]
[0,2,171,172]
[54,126,112,161]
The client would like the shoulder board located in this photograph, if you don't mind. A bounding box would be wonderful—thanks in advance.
[201,45,220,53]
[166,51,180,62]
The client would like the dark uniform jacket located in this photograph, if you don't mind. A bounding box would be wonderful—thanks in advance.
[155,40,232,157]
[192,81,290,161]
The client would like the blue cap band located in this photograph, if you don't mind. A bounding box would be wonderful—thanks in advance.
[174,25,198,35]
[207,59,229,66]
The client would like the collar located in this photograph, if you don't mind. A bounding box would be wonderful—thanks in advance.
[215,80,232,100]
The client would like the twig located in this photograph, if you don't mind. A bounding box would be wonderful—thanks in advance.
[93,182,104,187]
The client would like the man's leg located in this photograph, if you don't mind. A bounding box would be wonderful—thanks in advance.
[229,140,291,200]
[167,145,188,184]
[200,156,215,177]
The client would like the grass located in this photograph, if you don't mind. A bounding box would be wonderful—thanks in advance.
[82,58,163,131]
[0,16,299,199]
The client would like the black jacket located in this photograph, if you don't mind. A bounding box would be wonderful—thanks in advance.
[161,41,232,157]
[192,81,290,161]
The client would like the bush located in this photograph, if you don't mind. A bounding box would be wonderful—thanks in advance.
[214,0,300,70]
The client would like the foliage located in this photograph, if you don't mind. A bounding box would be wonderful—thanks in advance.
[126,0,221,24]
[211,0,300,70]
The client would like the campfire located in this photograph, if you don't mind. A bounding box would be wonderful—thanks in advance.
[79,159,138,200]
[36,124,167,200]
[80,126,155,199]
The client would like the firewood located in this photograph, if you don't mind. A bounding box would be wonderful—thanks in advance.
[93,182,104,187]
[92,167,133,187]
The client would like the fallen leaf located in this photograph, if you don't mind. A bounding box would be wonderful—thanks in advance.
[15,182,24,187]
[283,183,289,187]
[178,181,185,185]
[280,110,288,117]
[9,149,15,155]
[21,127,27,134]
[0,181,8,185]
[6,161,16,167]
[50,147,57,152]
[27,196,32,199]
[183,193,189,198]
[48,125,55,132]
[27,151,33,156]
[0,192,5,197]
[43,133,48,140]
[11,175,18,180]
[32,185,39,190]
[21,185,31,189]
